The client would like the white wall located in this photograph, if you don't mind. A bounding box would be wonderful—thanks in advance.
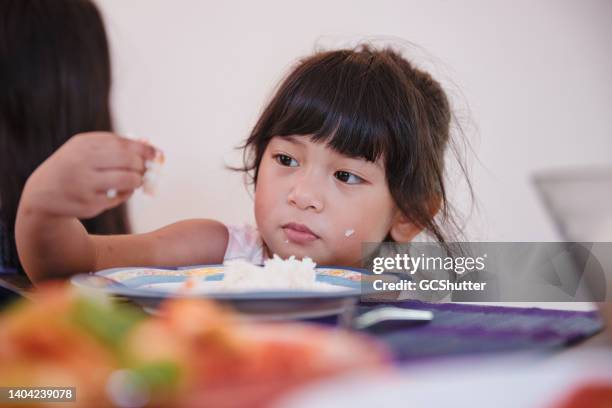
[97,0,612,241]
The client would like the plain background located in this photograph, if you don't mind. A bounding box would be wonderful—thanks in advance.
[96,0,612,241]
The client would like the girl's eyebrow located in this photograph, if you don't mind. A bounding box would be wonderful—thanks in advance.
[337,151,384,170]
[282,135,306,146]
[355,158,384,172]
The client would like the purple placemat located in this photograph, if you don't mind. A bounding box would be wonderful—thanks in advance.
[316,301,604,363]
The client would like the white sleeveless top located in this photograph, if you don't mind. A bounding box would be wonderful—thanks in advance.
[223,224,266,265]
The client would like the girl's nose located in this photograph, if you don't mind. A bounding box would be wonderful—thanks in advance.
[287,173,324,212]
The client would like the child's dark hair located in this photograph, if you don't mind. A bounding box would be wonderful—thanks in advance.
[238,44,469,245]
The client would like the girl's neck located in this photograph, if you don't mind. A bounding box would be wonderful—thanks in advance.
[262,241,273,261]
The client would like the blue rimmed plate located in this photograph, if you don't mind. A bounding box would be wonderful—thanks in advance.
[71,265,376,320]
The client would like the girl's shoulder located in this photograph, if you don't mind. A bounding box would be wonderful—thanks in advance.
[223,224,265,265]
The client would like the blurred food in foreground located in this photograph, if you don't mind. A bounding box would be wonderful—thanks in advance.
[550,381,612,408]
[0,283,389,407]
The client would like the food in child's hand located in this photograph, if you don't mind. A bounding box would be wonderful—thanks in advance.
[122,133,164,196]
[143,149,164,196]
[105,188,117,199]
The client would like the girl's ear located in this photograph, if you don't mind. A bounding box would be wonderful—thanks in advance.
[389,196,442,243]
[389,215,422,243]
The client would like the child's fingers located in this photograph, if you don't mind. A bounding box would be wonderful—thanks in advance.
[95,190,134,210]
[93,149,147,173]
[118,137,158,161]
[93,170,144,192]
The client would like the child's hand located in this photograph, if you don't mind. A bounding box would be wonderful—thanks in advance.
[21,132,158,219]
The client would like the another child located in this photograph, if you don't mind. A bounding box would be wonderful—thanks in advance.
[0,0,131,277]
[16,45,462,282]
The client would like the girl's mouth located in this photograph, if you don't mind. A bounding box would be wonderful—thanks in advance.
[282,223,319,244]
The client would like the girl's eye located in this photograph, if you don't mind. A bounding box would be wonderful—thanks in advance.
[334,170,364,185]
[274,154,298,167]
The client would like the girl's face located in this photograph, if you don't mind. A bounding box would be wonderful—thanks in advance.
[254,135,397,267]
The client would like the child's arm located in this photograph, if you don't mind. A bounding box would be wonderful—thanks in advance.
[15,132,228,282]
[90,218,229,269]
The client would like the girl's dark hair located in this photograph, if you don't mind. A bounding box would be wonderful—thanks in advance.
[238,44,469,245]
[0,0,130,272]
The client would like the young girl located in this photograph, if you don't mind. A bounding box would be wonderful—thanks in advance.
[16,45,459,282]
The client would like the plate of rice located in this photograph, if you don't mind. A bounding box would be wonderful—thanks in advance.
[71,256,375,320]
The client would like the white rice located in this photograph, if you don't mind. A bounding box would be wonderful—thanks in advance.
[178,255,347,294]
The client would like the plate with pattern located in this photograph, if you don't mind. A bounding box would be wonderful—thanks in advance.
[71,265,377,320]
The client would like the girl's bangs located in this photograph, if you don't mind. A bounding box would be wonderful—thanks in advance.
[268,57,393,164]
